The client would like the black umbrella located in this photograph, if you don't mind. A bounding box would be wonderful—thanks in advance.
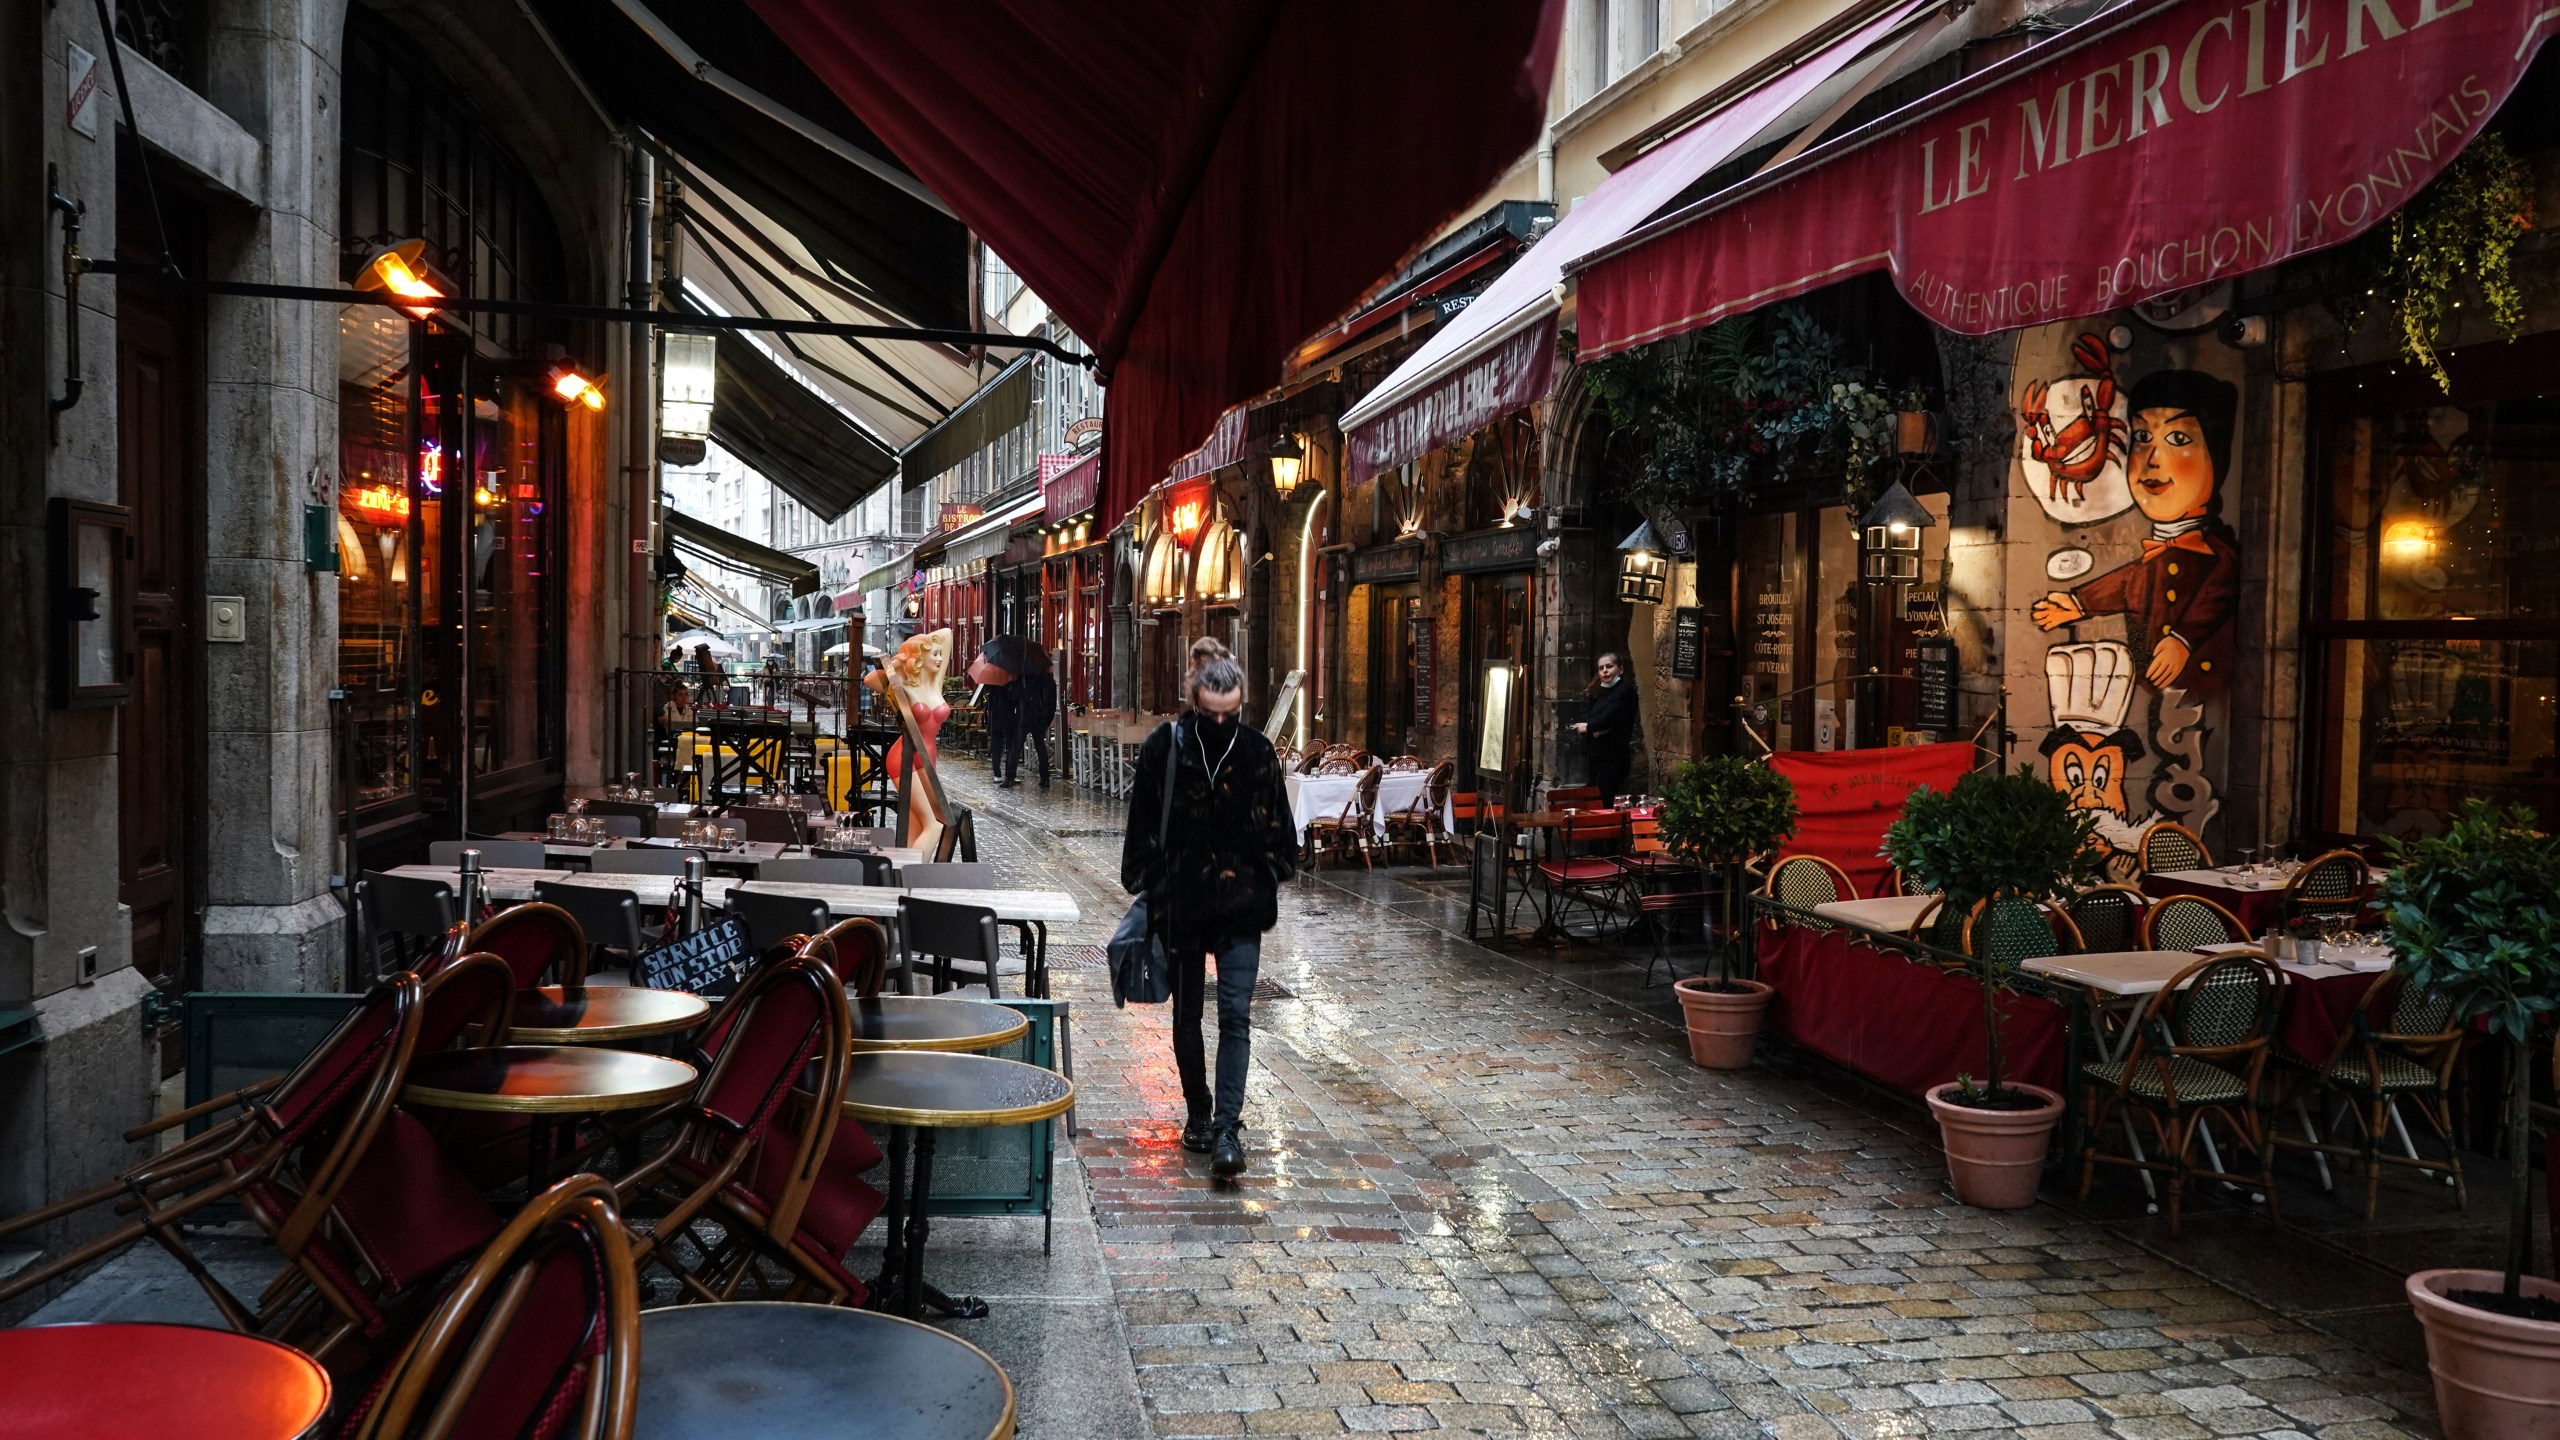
[979,634,1051,677]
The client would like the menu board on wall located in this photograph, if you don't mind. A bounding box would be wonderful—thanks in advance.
[1478,663,1514,774]
[1914,638,1957,733]
[1411,620,1435,727]
[1671,608,1703,680]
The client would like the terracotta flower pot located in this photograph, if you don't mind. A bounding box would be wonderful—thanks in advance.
[2407,1269,2560,1438]
[1925,1082,2063,1210]
[1894,410,1937,456]
[1672,977,1773,1070]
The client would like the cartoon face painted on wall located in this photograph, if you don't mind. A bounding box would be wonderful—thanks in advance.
[2029,363,2241,695]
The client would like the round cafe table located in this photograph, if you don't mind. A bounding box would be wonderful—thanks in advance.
[634,1302,1013,1440]
[508,985,710,1045]
[848,995,1028,1053]
[2,1321,330,1440]
[836,1051,1073,1321]
[403,1045,697,1194]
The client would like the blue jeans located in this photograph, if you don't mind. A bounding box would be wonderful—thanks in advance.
[1169,936,1257,1129]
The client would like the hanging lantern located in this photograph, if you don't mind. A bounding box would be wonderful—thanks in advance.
[1268,432,1305,502]
[1857,481,1932,583]
[1615,520,1668,605]
[660,330,717,466]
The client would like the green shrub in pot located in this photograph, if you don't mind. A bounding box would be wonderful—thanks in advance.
[1882,765,2101,1104]
[1656,755,1797,989]
[2380,800,2560,1313]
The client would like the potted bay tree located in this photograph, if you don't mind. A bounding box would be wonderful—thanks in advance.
[1883,766,2100,1208]
[1659,755,1797,1069]
[2384,800,2560,1437]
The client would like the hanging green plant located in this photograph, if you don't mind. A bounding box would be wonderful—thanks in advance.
[2314,133,2534,393]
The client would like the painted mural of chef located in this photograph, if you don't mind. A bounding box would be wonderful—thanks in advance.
[2040,641,2150,863]
[2029,369,2241,694]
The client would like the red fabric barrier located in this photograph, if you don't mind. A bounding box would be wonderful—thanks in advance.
[1767,743,1975,899]
[2277,969,2394,1063]
[1755,923,2065,1099]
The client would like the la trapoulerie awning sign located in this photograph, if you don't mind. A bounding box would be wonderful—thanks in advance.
[1573,0,2554,354]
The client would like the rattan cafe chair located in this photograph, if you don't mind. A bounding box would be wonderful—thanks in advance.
[2284,848,2370,927]
[2142,893,2249,952]
[2275,970,2466,1216]
[2065,883,2151,955]
[1762,853,1856,929]
[2139,822,2213,875]
[2077,950,2288,1234]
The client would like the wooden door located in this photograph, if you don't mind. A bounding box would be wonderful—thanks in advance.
[115,191,200,995]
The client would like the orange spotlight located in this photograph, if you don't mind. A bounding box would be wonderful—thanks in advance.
[354,240,443,321]
[549,368,607,411]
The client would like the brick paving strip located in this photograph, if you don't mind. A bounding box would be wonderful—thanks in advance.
[952,768,2437,1440]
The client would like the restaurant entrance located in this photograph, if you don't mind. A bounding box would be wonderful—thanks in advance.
[1366,585,1424,760]
[1458,571,1529,791]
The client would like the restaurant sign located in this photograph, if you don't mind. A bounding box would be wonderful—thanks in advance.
[1043,451,1100,525]
[1439,524,1541,575]
[1163,479,1213,549]
[1345,316,1555,484]
[1576,0,2553,352]
[1348,541,1423,584]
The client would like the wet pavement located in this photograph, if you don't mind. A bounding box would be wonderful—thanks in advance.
[949,761,2440,1439]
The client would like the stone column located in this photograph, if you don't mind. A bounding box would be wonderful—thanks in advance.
[194,3,347,991]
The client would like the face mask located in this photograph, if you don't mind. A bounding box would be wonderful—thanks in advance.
[1194,709,1240,742]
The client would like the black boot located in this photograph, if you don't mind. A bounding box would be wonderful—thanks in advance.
[1210,1124,1246,1178]
[1180,1108,1214,1154]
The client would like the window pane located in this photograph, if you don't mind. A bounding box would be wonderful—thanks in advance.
[1736,512,1801,749]
[336,305,417,805]
[2320,637,2558,838]
[2325,398,2560,622]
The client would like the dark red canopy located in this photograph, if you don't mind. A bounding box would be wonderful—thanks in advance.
[743,0,1564,530]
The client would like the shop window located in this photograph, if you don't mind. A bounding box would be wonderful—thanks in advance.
[336,304,417,805]
[466,376,559,775]
[2313,373,2560,839]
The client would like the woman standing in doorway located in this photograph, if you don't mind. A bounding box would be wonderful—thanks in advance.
[1121,641,1295,1178]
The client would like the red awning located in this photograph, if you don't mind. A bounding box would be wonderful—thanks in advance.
[1573,0,2553,356]
[745,0,1565,532]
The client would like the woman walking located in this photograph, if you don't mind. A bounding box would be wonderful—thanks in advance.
[1121,643,1295,1177]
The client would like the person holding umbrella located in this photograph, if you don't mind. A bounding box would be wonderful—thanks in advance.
[969,635,1055,789]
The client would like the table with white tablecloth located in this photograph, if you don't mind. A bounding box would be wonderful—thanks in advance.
[1284,769,1432,843]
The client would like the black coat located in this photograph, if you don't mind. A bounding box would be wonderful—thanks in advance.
[1016,670,1057,730]
[1584,677,1638,754]
[1121,716,1297,950]
[983,680,1022,730]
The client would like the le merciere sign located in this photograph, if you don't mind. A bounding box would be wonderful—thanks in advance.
[1575,0,2552,353]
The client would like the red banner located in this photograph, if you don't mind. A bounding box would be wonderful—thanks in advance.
[1043,451,1100,525]
[1768,741,1976,899]
[1576,0,2553,353]
[1345,313,1556,484]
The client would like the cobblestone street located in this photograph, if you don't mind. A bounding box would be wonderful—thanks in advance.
[946,767,2440,1440]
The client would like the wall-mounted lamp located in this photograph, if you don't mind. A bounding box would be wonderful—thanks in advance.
[1268,432,1305,502]
[549,366,607,411]
[660,330,717,466]
[1857,480,1932,583]
[1615,520,1668,604]
[355,239,443,322]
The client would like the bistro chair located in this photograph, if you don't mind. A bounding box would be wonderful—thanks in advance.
[2065,884,2152,954]
[1906,897,1970,958]
[1545,784,1603,811]
[1305,767,1382,869]
[728,804,811,845]
[345,1173,639,1440]
[613,955,882,1309]
[807,916,894,997]
[457,901,591,989]
[1532,808,1631,936]
[899,894,1007,997]
[1632,863,1718,987]
[1448,789,1506,830]
[428,838,549,870]
[534,881,649,974]
[0,973,429,1325]
[808,848,897,884]
[1385,754,1425,772]
[730,889,832,964]
[585,814,645,839]
[1762,854,1857,924]
[1961,895,2074,967]
[1881,867,1910,898]
[2077,950,2288,1234]
[2283,848,2370,927]
[2139,822,2213,875]
[363,869,459,978]
[2142,893,2249,952]
[581,797,660,823]
[591,847,703,876]
[2276,971,2466,1216]
[1383,760,1456,866]
[1613,806,1690,893]
[758,857,877,887]
[1313,756,1361,776]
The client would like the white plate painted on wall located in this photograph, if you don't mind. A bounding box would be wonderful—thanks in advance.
[2046,548,2095,582]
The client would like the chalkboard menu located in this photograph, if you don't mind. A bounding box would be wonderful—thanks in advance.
[1411,619,1435,725]
[1914,638,1958,732]
[1671,607,1703,680]
[636,916,751,999]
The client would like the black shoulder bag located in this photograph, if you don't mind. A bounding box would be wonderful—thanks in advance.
[1107,723,1181,1007]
